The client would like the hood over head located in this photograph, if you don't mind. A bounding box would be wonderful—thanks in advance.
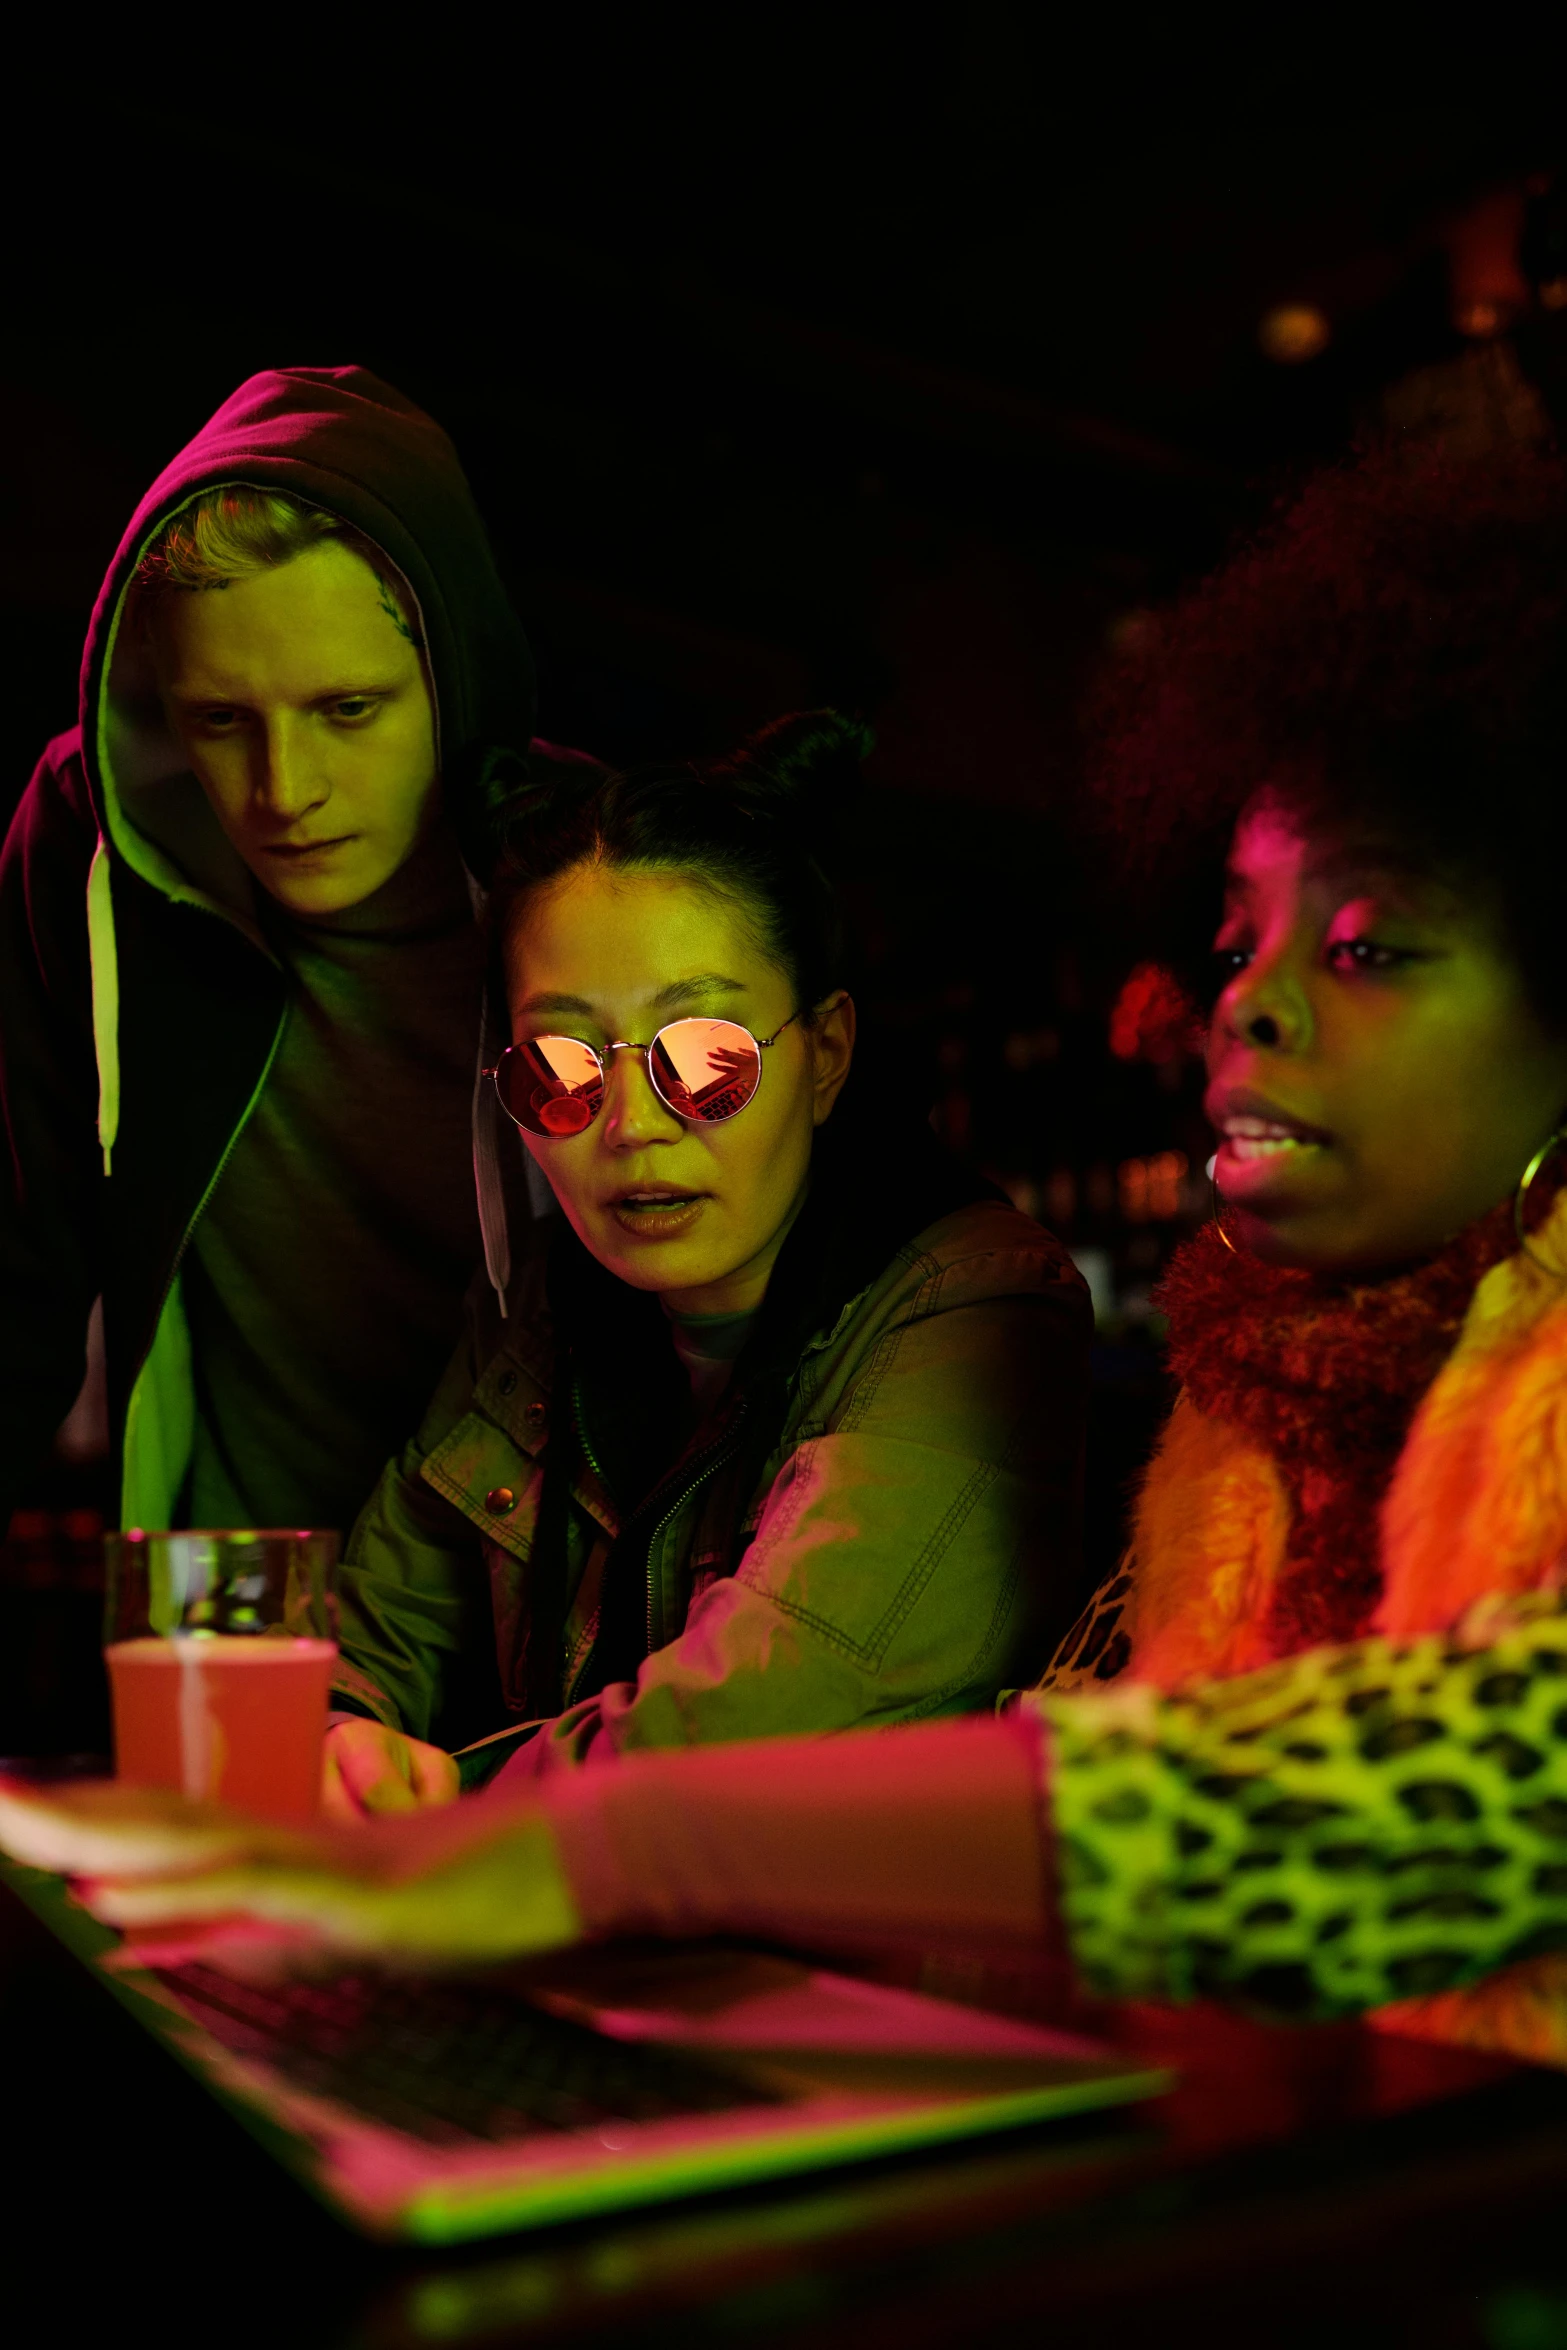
[77,367,539,1306]
[81,364,536,921]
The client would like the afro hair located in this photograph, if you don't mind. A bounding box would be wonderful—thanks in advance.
[1093,440,1567,1026]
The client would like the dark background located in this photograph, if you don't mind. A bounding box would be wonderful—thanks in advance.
[3,18,1564,1738]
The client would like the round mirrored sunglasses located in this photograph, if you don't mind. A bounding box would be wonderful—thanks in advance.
[486,1011,803,1139]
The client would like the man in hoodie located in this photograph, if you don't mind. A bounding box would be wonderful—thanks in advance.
[0,366,558,1548]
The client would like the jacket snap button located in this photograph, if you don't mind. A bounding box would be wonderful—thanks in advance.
[497,1371,518,1397]
[525,1400,546,1425]
[485,1486,517,1516]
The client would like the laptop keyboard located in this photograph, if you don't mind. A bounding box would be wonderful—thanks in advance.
[158,1962,761,2146]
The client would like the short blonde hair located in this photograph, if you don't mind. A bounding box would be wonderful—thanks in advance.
[134,486,421,642]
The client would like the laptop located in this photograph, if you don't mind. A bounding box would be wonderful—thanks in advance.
[2,1855,1169,2245]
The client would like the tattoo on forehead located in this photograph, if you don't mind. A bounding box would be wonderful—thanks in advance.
[377,576,421,650]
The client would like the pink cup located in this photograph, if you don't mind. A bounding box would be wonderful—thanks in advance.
[107,1636,339,1820]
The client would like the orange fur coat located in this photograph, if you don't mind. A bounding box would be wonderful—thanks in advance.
[1060,1199,1567,2062]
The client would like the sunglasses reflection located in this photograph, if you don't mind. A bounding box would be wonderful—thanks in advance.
[498,1019,769,1137]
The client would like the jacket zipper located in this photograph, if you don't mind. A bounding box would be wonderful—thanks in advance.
[567,1377,746,1671]
[570,1375,608,1488]
[561,1379,613,1708]
[640,1413,748,1656]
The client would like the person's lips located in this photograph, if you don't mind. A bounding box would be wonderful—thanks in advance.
[1207,1089,1333,1190]
[1219,1112,1330,1162]
[606,1184,708,1242]
[260,835,355,860]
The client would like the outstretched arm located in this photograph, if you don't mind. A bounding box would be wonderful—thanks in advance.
[8,1603,1567,2018]
[0,1714,1053,1968]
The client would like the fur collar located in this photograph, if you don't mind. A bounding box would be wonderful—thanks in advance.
[1108,1194,1567,2063]
[1114,1193,1567,1687]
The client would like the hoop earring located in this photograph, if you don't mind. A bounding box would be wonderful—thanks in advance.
[1206,1153,1238,1254]
[1515,1130,1567,1278]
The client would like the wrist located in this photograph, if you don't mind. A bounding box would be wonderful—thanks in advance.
[366,1795,587,1960]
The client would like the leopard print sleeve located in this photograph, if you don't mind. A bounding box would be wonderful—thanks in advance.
[1024,1596,1567,2019]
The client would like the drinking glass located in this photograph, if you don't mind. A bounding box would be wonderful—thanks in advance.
[104,1531,339,1820]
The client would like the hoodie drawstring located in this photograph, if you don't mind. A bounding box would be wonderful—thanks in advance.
[87,838,120,1178]
[473,994,511,1315]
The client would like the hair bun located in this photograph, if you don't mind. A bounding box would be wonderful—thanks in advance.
[713,708,872,821]
[451,739,609,882]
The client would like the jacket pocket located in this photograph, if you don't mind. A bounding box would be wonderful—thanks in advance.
[420,1409,543,1561]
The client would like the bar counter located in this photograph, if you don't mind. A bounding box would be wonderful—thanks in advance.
[6,1870,1567,2349]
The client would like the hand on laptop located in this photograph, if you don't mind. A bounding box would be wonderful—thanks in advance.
[322,1719,460,1820]
[0,1776,582,1969]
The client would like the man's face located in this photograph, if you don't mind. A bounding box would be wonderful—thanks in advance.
[148,537,440,916]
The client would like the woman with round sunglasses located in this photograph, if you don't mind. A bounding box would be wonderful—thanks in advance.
[321,711,1092,1816]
